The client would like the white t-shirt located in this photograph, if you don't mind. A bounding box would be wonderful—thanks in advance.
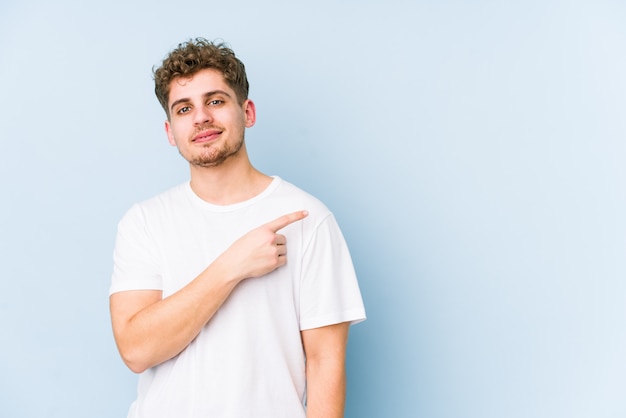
[110,177,366,418]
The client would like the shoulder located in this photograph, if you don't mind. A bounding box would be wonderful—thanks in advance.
[268,178,344,243]
[271,177,331,220]
[118,182,189,228]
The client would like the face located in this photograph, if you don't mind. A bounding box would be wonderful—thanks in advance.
[165,69,256,168]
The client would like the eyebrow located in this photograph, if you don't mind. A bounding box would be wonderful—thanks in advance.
[169,90,233,113]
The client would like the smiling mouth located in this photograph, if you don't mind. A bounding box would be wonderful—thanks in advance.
[193,129,222,143]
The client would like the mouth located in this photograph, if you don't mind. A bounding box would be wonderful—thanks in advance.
[192,129,222,143]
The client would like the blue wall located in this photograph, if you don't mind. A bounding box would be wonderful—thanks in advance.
[1,1,625,417]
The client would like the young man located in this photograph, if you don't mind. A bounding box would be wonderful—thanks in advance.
[109,38,366,418]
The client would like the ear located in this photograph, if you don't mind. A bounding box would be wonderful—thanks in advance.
[165,120,176,146]
[243,99,256,128]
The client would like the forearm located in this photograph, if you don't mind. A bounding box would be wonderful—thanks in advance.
[306,355,347,418]
[111,260,240,373]
[111,210,308,373]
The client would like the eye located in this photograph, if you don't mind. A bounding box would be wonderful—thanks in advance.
[208,99,224,106]
[177,106,191,114]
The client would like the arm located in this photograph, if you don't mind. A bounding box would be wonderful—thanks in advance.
[301,322,351,418]
[110,210,307,373]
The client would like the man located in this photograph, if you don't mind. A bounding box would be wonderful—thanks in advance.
[109,38,365,418]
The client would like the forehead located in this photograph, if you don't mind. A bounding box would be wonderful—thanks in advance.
[168,68,233,103]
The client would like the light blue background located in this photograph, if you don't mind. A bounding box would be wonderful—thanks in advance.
[1,1,625,417]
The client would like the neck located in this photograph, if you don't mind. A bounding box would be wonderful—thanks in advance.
[188,145,271,205]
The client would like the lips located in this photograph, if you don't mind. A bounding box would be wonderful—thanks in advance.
[192,129,222,143]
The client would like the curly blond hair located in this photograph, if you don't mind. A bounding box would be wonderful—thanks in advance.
[153,38,249,118]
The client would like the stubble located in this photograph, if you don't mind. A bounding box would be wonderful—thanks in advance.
[183,131,245,168]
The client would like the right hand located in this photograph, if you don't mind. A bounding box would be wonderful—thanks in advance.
[218,210,309,281]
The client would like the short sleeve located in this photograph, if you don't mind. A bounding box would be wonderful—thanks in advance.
[299,214,366,330]
[109,205,163,295]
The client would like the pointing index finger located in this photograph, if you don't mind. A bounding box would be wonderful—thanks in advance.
[266,210,309,232]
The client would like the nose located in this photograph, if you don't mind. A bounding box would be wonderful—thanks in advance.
[193,106,213,126]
